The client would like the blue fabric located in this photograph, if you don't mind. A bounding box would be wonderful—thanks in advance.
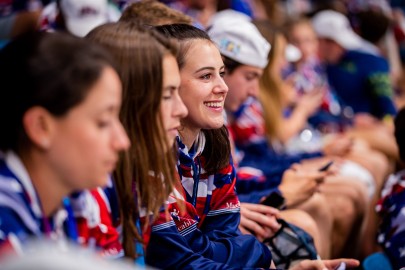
[0,157,77,248]
[147,222,271,269]
[363,252,393,270]
[326,50,397,118]
[144,135,272,269]
[237,141,322,192]
[237,188,280,204]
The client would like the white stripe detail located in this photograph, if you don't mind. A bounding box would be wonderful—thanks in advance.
[5,151,42,218]
[179,223,197,237]
[152,221,176,232]
[0,194,40,234]
[206,208,240,217]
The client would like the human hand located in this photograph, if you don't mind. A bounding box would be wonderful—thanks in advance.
[299,158,341,175]
[279,165,328,207]
[353,113,379,128]
[296,89,324,117]
[322,135,353,157]
[288,258,360,270]
[239,203,281,241]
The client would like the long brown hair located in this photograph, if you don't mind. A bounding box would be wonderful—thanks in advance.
[252,19,285,142]
[86,21,179,259]
[155,24,231,173]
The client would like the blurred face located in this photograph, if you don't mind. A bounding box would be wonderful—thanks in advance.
[179,40,228,131]
[289,23,318,61]
[47,66,130,190]
[224,65,263,113]
[160,54,188,147]
[318,38,345,64]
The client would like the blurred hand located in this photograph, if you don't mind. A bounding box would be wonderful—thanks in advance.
[353,113,379,128]
[296,89,324,118]
[299,158,341,175]
[322,135,353,157]
[289,258,360,270]
[279,165,328,207]
[239,203,281,241]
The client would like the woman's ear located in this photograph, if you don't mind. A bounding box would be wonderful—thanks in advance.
[23,106,55,150]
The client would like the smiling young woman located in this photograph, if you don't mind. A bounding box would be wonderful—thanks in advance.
[153,23,273,269]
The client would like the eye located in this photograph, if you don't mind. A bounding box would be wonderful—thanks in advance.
[97,119,111,128]
[219,71,226,78]
[245,74,257,81]
[200,73,212,80]
[162,89,174,100]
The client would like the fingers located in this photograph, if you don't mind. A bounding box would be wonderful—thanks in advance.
[289,259,360,270]
[241,206,281,233]
[239,214,268,239]
[323,259,360,269]
[289,259,327,270]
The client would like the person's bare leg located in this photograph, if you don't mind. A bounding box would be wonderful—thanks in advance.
[343,143,390,257]
[348,127,398,162]
[295,193,333,259]
[279,209,323,258]
[319,177,368,258]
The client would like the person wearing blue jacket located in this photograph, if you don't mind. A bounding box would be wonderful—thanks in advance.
[154,23,273,269]
[0,32,129,253]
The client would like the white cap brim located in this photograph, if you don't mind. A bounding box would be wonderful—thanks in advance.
[65,16,106,37]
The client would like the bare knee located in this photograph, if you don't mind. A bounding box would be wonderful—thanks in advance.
[299,193,333,223]
[279,209,319,241]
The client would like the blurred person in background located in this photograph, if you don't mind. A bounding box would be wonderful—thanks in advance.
[0,31,129,254]
[39,0,121,37]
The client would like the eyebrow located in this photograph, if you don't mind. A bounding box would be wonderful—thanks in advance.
[164,85,178,91]
[194,65,225,74]
[246,71,261,77]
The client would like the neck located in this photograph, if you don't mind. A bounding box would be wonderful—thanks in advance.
[178,126,201,150]
[20,150,70,217]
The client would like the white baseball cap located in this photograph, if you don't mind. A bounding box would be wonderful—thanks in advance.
[59,0,109,37]
[312,10,363,50]
[208,11,270,69]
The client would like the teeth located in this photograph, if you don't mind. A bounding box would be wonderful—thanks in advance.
[204,101,223,108]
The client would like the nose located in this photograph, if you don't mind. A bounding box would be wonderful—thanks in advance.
[213,76,229,95]
[112,121,130,151]
[173,91,188,119]
[248,80,260,98]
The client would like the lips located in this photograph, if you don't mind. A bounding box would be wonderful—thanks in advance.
[169,123,181,131]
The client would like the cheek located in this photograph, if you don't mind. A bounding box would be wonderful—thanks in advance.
[160,104,170,129]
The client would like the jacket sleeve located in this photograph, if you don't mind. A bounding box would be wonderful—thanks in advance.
[145,203,272,270]
[197,163,272,268]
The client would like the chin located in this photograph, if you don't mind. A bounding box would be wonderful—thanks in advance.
[207,121,224,130]
[92,174,109,188]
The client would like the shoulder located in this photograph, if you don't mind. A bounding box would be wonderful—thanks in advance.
[0,162,40,239]
[347,50,389,70]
